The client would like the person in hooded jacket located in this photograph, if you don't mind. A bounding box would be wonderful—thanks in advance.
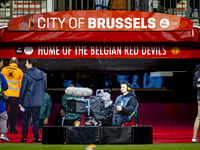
[114,81,138,126]
[19,58,45,143]
[192,66,200,143]
[0,58,9,142]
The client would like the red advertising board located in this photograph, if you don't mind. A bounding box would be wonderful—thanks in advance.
[8,10,193,31]
[1,46,200,59]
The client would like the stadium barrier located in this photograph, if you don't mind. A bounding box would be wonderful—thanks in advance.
[42,126,152,144]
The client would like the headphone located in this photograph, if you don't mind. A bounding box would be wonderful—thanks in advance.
[123,82,132,91]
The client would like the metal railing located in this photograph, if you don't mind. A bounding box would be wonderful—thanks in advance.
[0,0,53,20]
[0,0,199,25]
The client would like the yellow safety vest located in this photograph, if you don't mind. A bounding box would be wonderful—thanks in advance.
[1,63,23,97]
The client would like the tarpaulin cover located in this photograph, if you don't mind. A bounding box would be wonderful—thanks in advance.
[66,126,100,144]
[0,11,199,43]
[0,28,199,43]
[101,126,132,144]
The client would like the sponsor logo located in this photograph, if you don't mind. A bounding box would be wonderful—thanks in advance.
[170,18,179,29]
[6,70,15,79]
[15,47,24,55]
[28,17,34,28]
[171,47,180,55]
[24,47,33,55]
[160,19,170,29]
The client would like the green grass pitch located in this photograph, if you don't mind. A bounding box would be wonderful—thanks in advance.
[0,143,199,150]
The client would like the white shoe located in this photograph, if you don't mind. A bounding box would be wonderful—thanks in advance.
[0,134,9,142]
[192,137,198,143]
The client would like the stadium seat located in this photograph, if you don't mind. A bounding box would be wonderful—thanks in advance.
[121,110,138,126]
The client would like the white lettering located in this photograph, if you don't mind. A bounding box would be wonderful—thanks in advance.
[50,18,57,28]
[62,46,71,55]
[47,18,49,28]
[90,46,121,55]
[88,18,96,28]
[106,18,115,29]
[38,18,45,28]
[141,18,147,28]
[116,18,123,29]
[58,18,65,28]
[78,18,85,28]
[69,18,77,29]
[133,18,140,28]
[162,46,166,55]
[97,18,105,28]
[91,46,95,55]
[124,18,132,29]
[148,18,156,29]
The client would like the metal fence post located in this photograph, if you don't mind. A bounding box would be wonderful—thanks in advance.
[128,0,131,10]
[10,0,13,19]
[186,0,190,19]
[69,0,72,10]
[58,0,66,11]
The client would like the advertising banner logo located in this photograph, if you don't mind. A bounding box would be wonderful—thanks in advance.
[8,10,193,31]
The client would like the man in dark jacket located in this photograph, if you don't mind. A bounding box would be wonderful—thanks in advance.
[192,67,200,143]
[19,58,45,142]
[114,81,138,126]
[0,58,9,142]
[54,107,66,126]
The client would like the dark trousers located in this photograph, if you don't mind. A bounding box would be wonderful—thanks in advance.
[64,119,76,126]
[5,97,19,131]
[114,115,127,126]
[22,107,40,139]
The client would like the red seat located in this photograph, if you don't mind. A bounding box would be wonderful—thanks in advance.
[121,114,136,126]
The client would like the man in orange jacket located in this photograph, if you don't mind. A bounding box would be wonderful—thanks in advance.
[1,57,23,133]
